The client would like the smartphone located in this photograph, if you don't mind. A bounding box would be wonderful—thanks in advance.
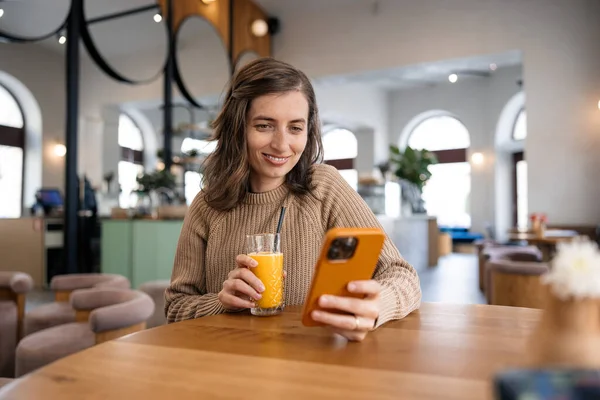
[301,227,385,327]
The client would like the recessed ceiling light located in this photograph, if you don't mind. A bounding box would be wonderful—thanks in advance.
[153,13,162,23]
[448,74,458,83]
[489,63,497,71]
[0,9,4,18]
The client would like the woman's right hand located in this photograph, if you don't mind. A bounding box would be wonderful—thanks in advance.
[218,254,265,310]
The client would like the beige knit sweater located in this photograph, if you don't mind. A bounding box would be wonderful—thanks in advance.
[165,164,422,326]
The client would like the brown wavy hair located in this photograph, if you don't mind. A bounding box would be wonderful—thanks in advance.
[202,58,324,211]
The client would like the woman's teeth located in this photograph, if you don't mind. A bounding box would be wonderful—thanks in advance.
[265,155,287,162]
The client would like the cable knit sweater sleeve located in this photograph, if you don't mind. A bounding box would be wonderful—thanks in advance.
[313,164,422,327]
[164,194,227,323]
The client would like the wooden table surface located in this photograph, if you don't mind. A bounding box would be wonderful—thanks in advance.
[0,303,542,400]
[507,232,576,244]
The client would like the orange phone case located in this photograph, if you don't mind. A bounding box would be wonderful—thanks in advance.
[301,227,385,327]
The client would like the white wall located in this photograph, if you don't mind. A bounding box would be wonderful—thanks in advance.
[388,66,522,235]
[314,83,388,174]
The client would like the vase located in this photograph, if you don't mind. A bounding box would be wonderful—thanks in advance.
[131,191,153,217]
[527,289,600,368]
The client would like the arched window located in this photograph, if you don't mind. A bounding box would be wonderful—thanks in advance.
[0,84,25,218]
[118,113,145,208]
[323,128,358,190]
[181,138,217,205]
[512,109,526,141]
[0,85,24,129]
[512,109,527,228]
[408,116,470,150]
[181,138,217,155]
[406,115,471,228]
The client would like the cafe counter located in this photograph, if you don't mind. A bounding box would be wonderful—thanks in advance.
[101,219,183,288]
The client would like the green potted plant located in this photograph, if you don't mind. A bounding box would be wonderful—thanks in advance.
[388,145,438,192]
[136,169,176,193]
[133,169,177,216]
[388,145,438,214]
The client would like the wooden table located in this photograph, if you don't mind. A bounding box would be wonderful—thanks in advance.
[0,304,541,399]
[508,231,578,261]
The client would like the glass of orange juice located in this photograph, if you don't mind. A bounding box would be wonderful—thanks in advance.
[246,233,284,316]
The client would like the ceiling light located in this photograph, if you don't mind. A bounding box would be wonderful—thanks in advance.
[251,19,268,37]
[58,34,67,44]
[153,13,162,23]
[489,63,497,71]
[0,9,4,19]
[54,143,66,157]
[448,74,458,83]
[471,152,484,165]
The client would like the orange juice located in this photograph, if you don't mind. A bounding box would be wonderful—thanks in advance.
[249,252,284,308]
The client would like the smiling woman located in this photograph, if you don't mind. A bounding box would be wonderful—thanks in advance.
[165,58,421,342]
[245,92,309,193]
[201,58,322,211]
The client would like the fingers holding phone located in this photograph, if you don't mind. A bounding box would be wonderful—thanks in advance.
[310,279,382,342]
[218,254,265,311]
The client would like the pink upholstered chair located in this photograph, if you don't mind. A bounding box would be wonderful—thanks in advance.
[0,272,33,378]
[23,273,130,336]
[16,288,154,377]
[139,280,170,328]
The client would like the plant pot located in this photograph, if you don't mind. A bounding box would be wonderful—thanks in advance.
[527,290,600,368]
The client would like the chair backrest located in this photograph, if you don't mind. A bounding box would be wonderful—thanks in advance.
[0,272,34,339]
[50,273,131,301]
[139,280,170,328]
[70,288,154,343]
[485,245,543,261]
[487,259,549,308]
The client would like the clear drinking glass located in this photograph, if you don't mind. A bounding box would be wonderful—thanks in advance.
[246,233,284,316]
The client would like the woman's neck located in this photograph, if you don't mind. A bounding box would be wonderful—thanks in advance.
[249,175,285,193]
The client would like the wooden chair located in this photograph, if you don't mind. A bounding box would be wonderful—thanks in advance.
[16,288,153,377]
[479,245,542,296]
[0,272,33,378]
[23,273,130,337]
[488,259,549,309]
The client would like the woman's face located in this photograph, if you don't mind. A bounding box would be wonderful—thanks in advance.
[246,91,309,193]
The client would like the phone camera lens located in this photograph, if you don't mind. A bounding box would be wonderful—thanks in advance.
[327,237,357,260]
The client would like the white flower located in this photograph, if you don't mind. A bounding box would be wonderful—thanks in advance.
[541,237,600,300]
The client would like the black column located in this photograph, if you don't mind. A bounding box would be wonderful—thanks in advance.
[63,0,82,275]
[163,0,173,170]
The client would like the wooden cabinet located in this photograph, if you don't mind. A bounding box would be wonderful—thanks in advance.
[0,218,62,288]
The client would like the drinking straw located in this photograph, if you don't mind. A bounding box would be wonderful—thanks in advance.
[274,206,286,250]
[276,206,286,234]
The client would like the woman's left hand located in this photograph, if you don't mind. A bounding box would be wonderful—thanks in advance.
[310,280,381,342]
